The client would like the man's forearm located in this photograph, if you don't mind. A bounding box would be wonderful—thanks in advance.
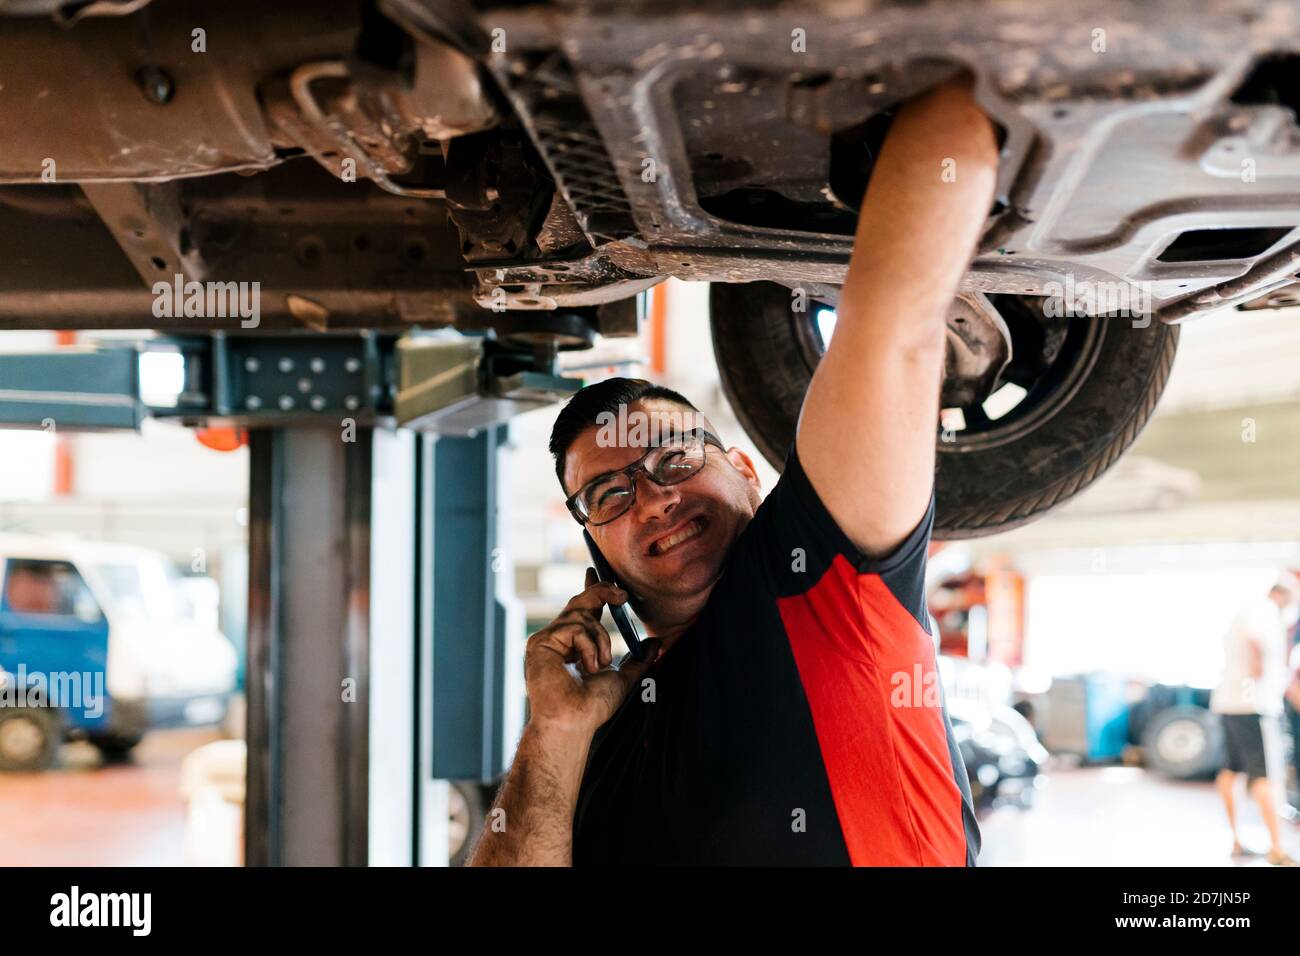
[467,720,592,866]
[796,77,998,555]
[841,80,998,349]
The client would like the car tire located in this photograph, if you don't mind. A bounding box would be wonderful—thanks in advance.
[90,732,144,762]
[1142,705,1224,780]
[0,707,62,772]
[709,282,1179,539]
[449,780,486,866]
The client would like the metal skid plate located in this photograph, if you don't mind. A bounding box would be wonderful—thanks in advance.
[483,0,1300,320]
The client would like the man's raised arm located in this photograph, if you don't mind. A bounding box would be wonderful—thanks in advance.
[796,76,999,556]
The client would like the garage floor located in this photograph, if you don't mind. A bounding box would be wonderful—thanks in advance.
[4,745,1297,866]
[978,765,1300,866]
[0,727,220,866]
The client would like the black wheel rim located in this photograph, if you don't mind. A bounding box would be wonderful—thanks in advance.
[799,296,1109,453]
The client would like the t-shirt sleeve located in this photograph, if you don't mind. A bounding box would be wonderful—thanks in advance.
[736,442,936,638]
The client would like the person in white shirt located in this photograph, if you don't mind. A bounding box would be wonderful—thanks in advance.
[1285,638,1300,818]
[1210,576,1300,866]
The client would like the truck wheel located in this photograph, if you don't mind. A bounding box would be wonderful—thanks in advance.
[449,780,486,866]
[709,282,1178,539]
[90,732,144,762]
[1142,706,1224,780]
[0,707,61,772]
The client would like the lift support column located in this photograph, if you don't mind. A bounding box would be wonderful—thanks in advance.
[245,425,372,867]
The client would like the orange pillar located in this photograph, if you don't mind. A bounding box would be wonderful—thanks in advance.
[985,564,1025,667]
[53,331,76,496]
[649,283,668,376]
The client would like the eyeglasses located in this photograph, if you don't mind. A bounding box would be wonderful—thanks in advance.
[565,427,725,526]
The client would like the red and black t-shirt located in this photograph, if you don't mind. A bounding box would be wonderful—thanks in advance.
[572,445,980,866]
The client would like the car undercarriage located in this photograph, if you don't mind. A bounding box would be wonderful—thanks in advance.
[2,0,1298,535]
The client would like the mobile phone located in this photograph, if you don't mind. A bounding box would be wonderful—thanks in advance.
[582,530,646,661]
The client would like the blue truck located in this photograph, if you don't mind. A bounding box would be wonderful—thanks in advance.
[0,534,237,771]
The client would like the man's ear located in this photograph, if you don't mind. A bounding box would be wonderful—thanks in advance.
[725,447,762,495]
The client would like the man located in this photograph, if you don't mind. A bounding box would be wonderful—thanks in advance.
[468,76,997,866]
[1286,638,1300,819]
[1210,576,1300,867]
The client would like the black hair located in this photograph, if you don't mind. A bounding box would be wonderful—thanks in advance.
[549,377,699,493]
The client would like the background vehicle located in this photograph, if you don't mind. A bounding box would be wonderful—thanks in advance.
[1,0,1298,540]
[0,534,237,771]
[948,697,1049,815]
[1127,683,1225,781]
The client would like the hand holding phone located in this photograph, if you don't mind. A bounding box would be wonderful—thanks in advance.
[583,530,646,661]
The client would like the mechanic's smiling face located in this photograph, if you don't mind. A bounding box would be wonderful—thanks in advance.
[563,399,763,619]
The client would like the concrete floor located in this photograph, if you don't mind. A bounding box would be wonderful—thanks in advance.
[978,765,1300,866]
[3,740,1298,866]
[0,727,220,866]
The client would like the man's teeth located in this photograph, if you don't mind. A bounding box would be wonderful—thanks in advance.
[655,518,702,555]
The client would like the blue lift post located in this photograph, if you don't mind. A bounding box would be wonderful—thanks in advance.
[426,427,518,784]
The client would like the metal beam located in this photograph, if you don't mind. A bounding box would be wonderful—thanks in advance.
[80,182,206,288]
[0,345,144,430]
[245,426,372,866]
